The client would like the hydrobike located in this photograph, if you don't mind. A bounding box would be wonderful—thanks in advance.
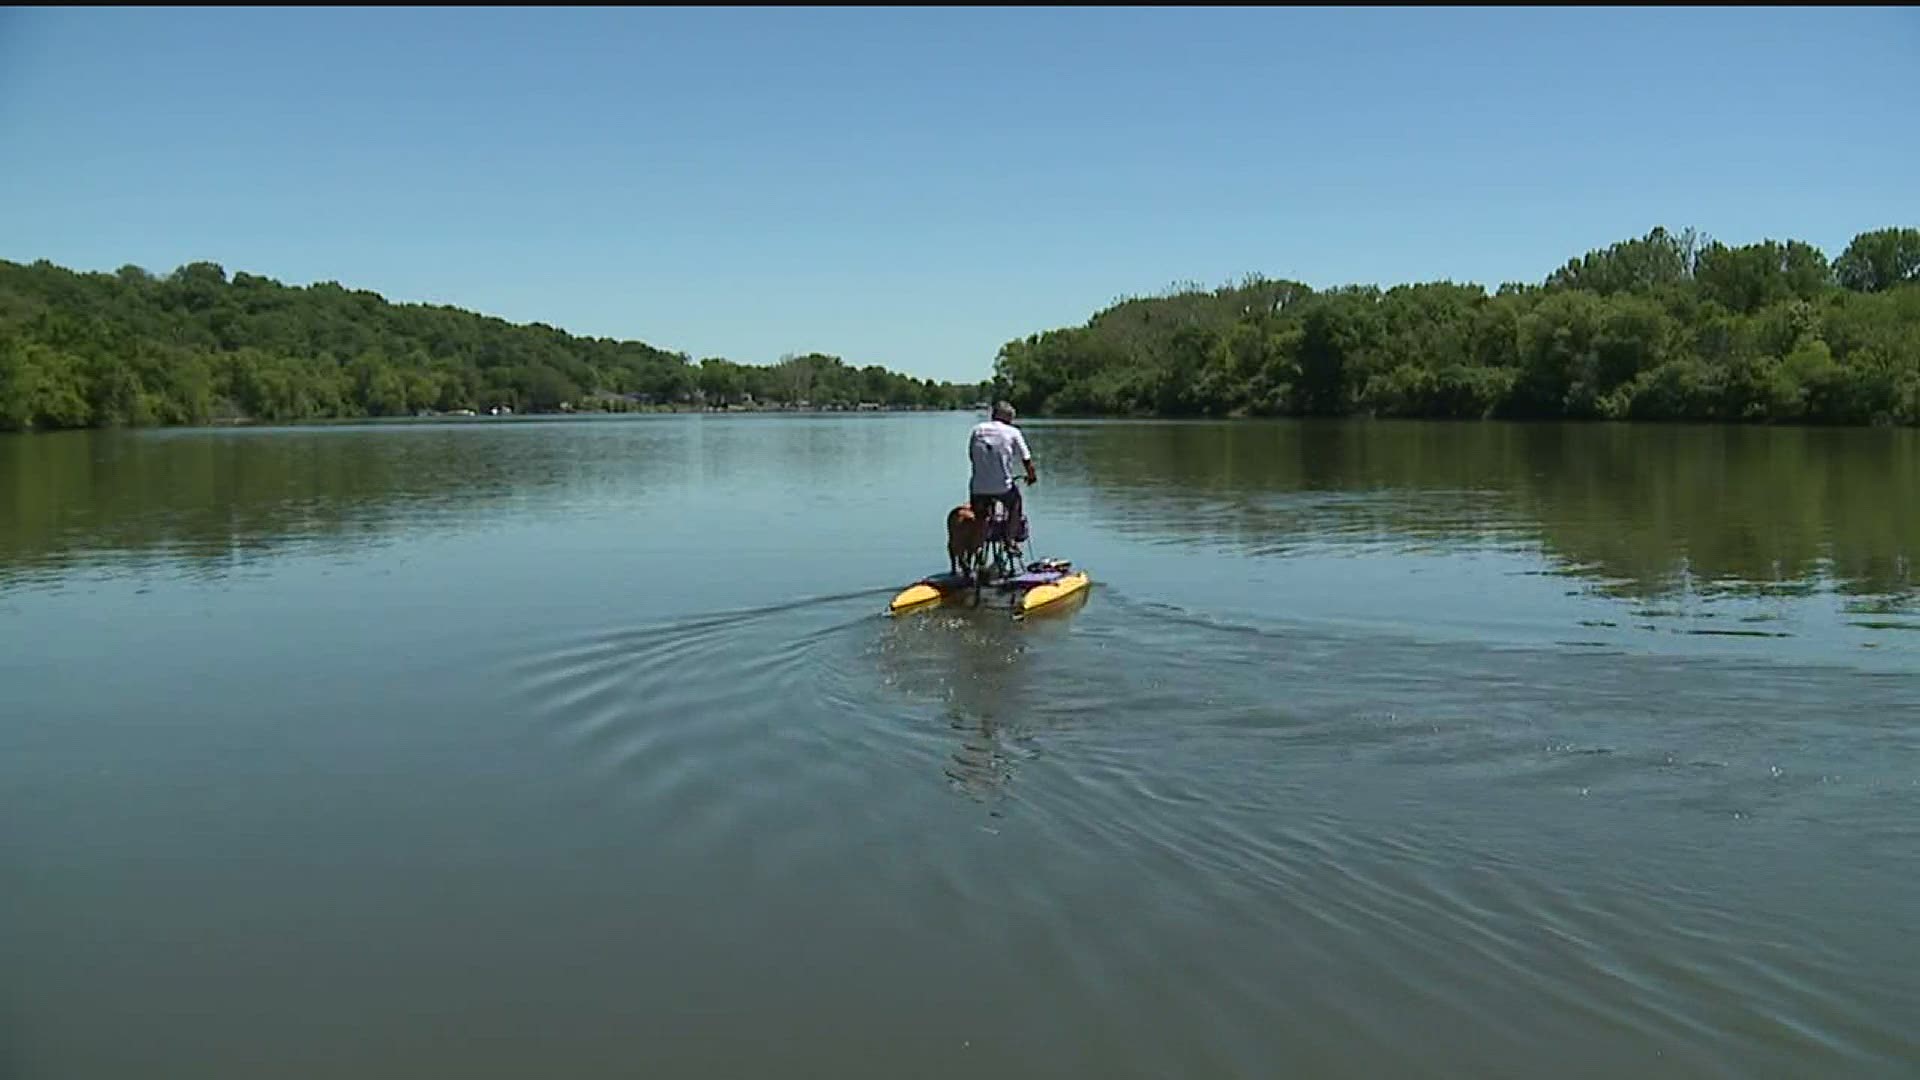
[888,496,1090,618]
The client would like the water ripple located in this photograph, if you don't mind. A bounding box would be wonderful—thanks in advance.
[486,562,1920,1077]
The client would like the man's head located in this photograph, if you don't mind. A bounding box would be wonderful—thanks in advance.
[992,401,1016,423]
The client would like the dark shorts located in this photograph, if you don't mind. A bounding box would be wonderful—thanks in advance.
[970,487,1026,543]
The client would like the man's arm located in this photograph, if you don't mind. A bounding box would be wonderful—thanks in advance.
[1015,430,1038,485]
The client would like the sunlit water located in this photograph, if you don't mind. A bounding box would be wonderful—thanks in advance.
[3,415,1916,1077]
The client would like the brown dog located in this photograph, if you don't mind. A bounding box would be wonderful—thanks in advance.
[946,504,983,575]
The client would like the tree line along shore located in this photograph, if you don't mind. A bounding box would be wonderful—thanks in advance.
[3,226,1915,432]
[992,227,1919,426]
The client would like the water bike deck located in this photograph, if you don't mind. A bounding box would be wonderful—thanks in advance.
[888,561,1091,616]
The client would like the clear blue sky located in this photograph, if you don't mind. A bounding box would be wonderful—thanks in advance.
[2,7,1914,383]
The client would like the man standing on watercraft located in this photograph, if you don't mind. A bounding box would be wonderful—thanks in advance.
[969,401,1038,558]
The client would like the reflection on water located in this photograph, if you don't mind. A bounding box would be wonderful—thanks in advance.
[871,577,1098,807]
[6,418,1913,618]
[877,608,1030,808]
[0,421,633,583]
[1043,420,1919,609]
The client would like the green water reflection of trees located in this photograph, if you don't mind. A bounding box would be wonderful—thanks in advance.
[1047,421,1917,603]
[3,420,1912,607]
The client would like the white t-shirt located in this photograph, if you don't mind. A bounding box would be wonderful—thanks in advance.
[968,420,1032,494]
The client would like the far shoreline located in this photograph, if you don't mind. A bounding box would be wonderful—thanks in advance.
[20,409,1919,439]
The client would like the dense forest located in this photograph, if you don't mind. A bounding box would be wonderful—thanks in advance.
[8,225,1916,433]
[0,259,990,431]
[993,227,1920,425]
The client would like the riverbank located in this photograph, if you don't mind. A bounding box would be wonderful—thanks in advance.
[206,401,983,424]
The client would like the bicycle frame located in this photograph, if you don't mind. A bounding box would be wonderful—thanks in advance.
[971,501,1027,586]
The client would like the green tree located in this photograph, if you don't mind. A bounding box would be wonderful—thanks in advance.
[1547,227,1698,295]
[698,358,745,405]
[1834,228,1920,293]
[1695,240,1830,314]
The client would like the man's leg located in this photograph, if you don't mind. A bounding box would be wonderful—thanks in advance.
[968,492,995,572]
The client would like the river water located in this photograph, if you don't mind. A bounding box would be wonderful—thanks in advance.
[3,415,1915,1077]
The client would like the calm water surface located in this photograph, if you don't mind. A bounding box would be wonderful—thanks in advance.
[3,416,1916,1078]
